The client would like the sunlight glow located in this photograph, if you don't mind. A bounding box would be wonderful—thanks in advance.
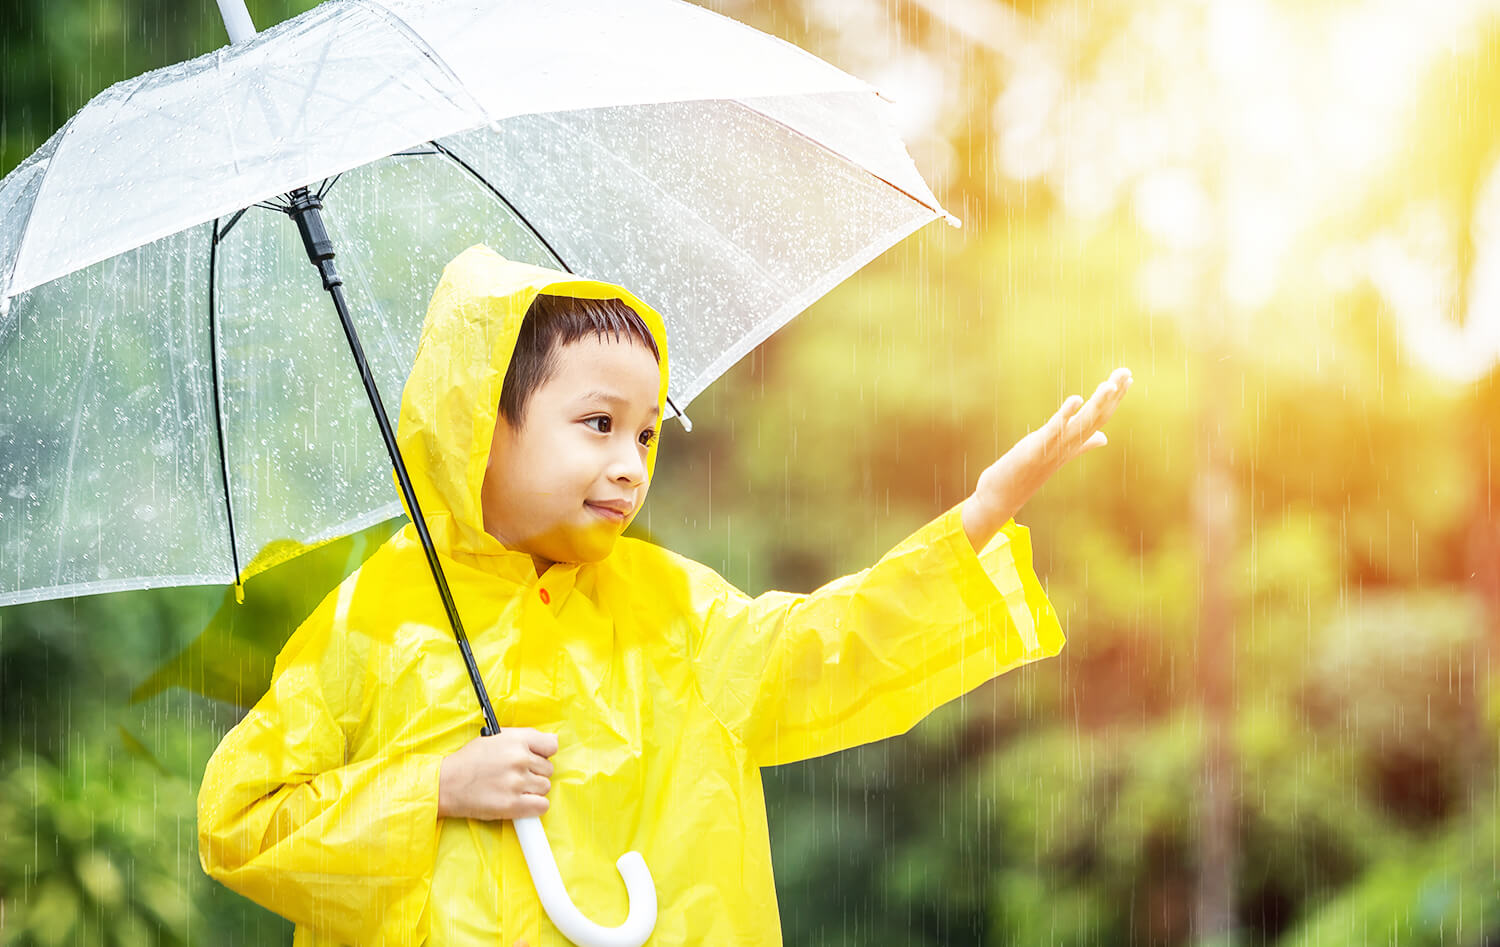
[986,0,1500,378]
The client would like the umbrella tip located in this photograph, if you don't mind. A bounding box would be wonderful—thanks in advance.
[666,395,692,433]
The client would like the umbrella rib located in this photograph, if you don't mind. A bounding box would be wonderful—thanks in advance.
[0,115,78,302]
[217,208,249,241]
[293,42,339,148]
[526,110,782,287]
[208,218,245,588]
[355,0,498,126]
[428,140,692,425]
[729,98,953,223]
[429,141,572,273]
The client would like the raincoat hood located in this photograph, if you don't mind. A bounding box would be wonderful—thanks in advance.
[395,244,671,560]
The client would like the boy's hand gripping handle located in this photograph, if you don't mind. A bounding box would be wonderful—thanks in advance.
[511,816,657,947]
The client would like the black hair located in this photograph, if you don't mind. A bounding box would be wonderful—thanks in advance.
[498,293,661,428]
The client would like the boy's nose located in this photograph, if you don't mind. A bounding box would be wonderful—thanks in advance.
[608,447,648,486]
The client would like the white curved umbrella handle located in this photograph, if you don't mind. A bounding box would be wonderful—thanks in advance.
[511,816,657,947]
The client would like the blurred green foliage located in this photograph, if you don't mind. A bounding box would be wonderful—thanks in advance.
[0,742,196,946]
[5,0,1500,944]
[0,585,292,944]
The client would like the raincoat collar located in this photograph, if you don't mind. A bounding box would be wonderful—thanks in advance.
[394,245,671,571]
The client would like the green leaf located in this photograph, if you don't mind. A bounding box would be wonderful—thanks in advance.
[130,518,403,710]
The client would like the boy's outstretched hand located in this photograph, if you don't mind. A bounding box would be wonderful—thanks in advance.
[962,367,1132,552]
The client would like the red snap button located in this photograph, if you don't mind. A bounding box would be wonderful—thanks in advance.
[539,588,551,604]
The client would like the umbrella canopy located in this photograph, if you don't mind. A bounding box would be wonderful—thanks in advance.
[0,0,953,608]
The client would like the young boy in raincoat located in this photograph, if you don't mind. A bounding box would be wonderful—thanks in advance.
[197,245,1131,946]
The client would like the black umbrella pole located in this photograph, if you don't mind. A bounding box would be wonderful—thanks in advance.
[285,187,501,737]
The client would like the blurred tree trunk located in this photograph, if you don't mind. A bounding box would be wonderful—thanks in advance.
[1193,327,1237,943]
[1468,371,1500,794]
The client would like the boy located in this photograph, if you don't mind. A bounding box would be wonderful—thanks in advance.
[198,245,1131,946]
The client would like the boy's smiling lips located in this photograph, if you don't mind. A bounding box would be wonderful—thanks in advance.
[585,499,633,522]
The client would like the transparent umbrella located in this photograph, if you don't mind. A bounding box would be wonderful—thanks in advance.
[0,0,954,942]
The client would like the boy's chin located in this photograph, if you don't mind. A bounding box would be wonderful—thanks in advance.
[532,529,620,566]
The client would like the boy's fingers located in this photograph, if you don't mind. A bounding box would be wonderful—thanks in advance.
[1036,370,1130,463]
[1043,396,1083,457]
[1102,369,1132,411]
[1069,375,1126,445]
[1051,395,1083,429]
[530,757,554,778]
[1090,375,1131,431]
[525,730,559,756]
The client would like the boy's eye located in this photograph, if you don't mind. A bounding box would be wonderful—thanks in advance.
[584,415,655,446]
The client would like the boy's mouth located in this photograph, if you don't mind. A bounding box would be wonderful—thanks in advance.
[585,501,632,523]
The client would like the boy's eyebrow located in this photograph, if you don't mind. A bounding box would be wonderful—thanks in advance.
[577,389,660,418]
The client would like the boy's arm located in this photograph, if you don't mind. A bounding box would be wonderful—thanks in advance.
[687,368,1131,768]
[196,580,446,944]
[688,498,1063,768]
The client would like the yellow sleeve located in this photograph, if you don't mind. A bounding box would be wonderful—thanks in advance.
[196,578,445,944]
[689,501,1065,768]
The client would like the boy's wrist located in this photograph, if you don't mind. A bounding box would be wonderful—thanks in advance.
[960,494,1011,552]
[437,754,459,819]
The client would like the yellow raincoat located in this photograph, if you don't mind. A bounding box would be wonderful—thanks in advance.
[197,245,1065,945]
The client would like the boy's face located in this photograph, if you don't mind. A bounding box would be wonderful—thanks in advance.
[481,334,661,572]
